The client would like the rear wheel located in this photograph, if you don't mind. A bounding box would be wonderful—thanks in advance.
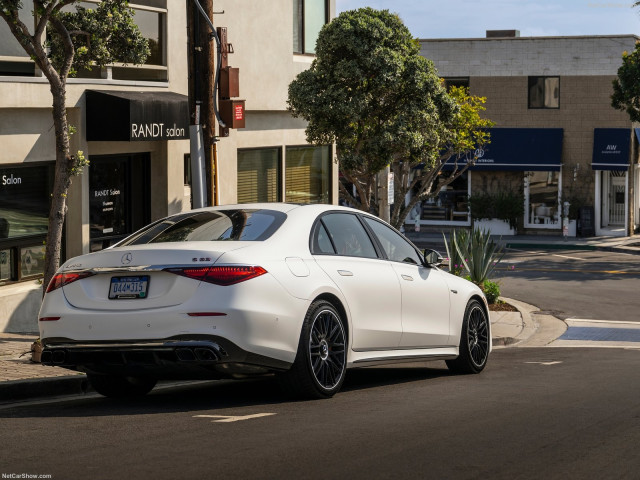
[279,300,347,399]
[88,373,157,398]
[446,299,489,374]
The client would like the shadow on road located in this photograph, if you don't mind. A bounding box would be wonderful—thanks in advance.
[1,362,453,418]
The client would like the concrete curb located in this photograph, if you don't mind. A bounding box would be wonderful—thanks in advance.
[491,297,568,348]
[0,374,89,403]
[491,297,540,348]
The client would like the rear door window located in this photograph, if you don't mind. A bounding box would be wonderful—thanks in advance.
[320,213,378,259]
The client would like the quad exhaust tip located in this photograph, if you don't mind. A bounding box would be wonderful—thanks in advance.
[175,346,219,363]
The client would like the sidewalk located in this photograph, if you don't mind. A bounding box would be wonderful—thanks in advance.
[406,230,640,256]
[0,298,554,403]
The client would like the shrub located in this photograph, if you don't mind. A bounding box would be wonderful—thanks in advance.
[483,279,500,304]
[442,229,469,276]
[455,226,504,286]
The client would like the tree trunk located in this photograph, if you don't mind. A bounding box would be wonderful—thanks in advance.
[43,79,72,293]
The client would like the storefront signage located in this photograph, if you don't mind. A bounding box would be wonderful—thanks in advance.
[131,123,187,139]
[443,128,563,172]
[592,128,630,171]
[2,174,22,185]
[86,90,190,142]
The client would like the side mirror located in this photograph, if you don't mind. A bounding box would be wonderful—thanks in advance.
[423,249,444,267]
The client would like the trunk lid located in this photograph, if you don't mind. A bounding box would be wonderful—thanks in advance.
[59,243,249,310]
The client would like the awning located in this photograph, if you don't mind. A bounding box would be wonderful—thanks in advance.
[592,128,630,171]
[444,128,563,171]
[86,90,189,142]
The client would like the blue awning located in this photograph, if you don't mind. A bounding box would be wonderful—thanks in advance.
[592,128,630,171]
[635,127,640,144]
[444,128,563,171]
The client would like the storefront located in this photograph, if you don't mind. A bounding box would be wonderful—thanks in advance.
[411,128,564,232]
[0,163,54,285]
[592,128,631,236]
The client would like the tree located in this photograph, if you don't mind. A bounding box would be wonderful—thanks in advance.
[611,42,640,121]
[0,0,149,290]
[287,7,493,229]
[390,85,492,228]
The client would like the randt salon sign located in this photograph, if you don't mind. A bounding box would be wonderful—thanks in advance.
[131,123,187,140]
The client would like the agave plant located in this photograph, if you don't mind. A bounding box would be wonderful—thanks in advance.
[442,229,469,276]
[454,227,504,287]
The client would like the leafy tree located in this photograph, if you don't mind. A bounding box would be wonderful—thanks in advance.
[390,85,493,229]
[611,42,640,121]
[0,0,149,290]
[287,7,493,229]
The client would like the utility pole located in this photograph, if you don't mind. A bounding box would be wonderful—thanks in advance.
[187,0,216,207]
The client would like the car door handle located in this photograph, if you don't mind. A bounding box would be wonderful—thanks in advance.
[401,274,413,281]
[338,270,353,276]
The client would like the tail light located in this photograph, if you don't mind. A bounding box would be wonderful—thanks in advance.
[46,271,95,293]
[164,265,267,286]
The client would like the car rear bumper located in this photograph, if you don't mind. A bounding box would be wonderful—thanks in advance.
[40,335,292,379]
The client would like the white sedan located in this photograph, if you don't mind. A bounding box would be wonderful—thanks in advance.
[38,203,490,398]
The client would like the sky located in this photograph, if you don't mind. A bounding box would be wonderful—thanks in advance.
[336,0,640,39]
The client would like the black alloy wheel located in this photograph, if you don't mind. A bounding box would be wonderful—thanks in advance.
[278,300,347,399]
[446,299,489,374]
[308,306,347,390]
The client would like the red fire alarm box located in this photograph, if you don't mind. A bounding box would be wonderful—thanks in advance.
[219,99,245,129]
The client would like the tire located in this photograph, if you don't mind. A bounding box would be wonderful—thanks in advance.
[446,299,490,374]
[278,300,347,399]
[88,373,157,398]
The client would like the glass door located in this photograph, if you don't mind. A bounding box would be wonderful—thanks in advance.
[89,153,150,251]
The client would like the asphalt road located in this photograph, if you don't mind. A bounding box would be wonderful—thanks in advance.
[1,347,640,480]
[495,248,640,321]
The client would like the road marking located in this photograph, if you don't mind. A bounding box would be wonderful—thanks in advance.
[567,319,640,327]
[495,267,640,275]
[552,254,585,260]
[525,361,563,366]
[194,413,277,423]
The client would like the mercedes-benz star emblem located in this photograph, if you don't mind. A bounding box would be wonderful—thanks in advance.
[121,253,133,265]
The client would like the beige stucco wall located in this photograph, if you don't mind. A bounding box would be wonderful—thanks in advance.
[0,0,337,331]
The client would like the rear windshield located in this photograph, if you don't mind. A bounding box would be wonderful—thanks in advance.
[118,209,286,245]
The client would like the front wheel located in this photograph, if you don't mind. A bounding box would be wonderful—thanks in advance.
[278,300,347,399]
[88,373,157,398]
[446,299,490,374]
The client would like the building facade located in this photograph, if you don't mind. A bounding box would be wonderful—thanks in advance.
[0,0,337,332]
[416,32,640,238]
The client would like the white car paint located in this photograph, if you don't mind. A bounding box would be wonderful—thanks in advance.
[38,203,490,394]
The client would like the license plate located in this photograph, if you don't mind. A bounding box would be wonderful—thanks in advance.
[109,276,149,299]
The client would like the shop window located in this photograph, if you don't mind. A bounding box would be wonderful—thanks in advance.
[293,0,328,54]
[0,163,54,284]
[89,154,150,252]
[416,172,470,224]
[524,171,561,227]
[0,249,11,282]
[285,145,331,204]
[237,148,281,203]
[443,77,469,91]
[528,76,559,109]
[20,245,45,278]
